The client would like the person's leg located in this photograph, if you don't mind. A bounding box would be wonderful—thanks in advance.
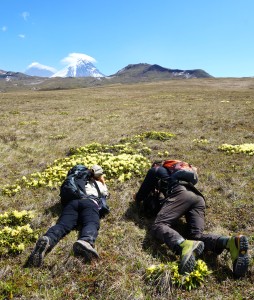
[186,194,249,277]
[226,235,249,277]
[45,200,79,247]
[78,200,100,246]
[151,186,204,274]
[152,198,186,248]
[185,193,221,252]
[73,200,100,261]
[25,236,51,268]
[152,186,202,249]
[27,200,79,267]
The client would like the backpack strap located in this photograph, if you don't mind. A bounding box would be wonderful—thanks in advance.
[91,179,110,218]
[92,179,102,198]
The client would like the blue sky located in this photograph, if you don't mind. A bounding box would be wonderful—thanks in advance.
[1,0,254,77]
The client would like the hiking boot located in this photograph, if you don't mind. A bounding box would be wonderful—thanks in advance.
[27,236,50,267]
[179,240,204,274]
[227,235,249,277]
[73,240,99,262]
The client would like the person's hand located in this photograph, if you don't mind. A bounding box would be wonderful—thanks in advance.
[192,166,198,173]
[96,175,105,184]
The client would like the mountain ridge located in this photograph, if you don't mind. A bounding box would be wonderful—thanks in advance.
[0,63,214,92]
[1,63,212,80]
[112,63,212,79]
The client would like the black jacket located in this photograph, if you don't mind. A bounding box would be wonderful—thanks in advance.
[136,165,203,203]
[136,166,171,202]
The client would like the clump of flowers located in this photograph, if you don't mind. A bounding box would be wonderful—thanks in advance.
[19,120,39,126]
[122,131,175,143]
[0,210,38,255]
[193,138,209,144]
[218,143,254,156]
[139,131,175,141]
[49,134,68,140]
[0,210,34,226]
[146,260,211,291]
[157,150,169,157]
[1,132,176,196]
[1,141,151,196]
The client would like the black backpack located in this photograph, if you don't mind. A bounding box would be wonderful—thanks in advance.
[60,165,110,218]
[60,165,92,205]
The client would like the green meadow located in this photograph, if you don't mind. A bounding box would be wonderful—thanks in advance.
[0,78,254,299]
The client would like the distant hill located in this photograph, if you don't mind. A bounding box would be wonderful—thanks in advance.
[0,63,213,92]
[111,63,212,79]
[0,63,212,81]
[0,70,32,81]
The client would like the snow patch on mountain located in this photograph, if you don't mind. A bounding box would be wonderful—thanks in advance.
[51,59,104,78]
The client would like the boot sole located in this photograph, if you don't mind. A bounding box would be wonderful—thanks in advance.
[73,242,99,261]
[27,237,50,267]
[233,236,249,277]
[179,241,204,274]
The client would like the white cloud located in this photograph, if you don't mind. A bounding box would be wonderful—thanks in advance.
[18,34,25,38]
[1,26,7,32]
[26,62,57,73]
[22,12,30,21]
[61,53,96,65]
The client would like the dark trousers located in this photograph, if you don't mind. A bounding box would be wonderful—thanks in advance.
[45,199,100,248]
[151,185,222,253]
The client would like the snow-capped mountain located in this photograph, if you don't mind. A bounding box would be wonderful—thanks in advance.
[51,59,104,78]
[25,67,55,77]
[25,62,56,77]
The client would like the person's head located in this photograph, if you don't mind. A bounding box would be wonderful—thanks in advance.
[91,165,104,179]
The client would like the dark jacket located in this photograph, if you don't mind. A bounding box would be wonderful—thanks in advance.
[136,165,203,203]
[136,166,171,203]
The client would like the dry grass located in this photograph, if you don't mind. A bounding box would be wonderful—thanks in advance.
[0,78,254,299]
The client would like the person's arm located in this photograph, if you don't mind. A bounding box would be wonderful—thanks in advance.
[96,174,105,184]
[135,167,158,203]
[95,176,109,196]
[171,169,198,185]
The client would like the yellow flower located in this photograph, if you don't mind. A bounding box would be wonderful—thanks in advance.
[17,243,25,251]
[146,265,157,273]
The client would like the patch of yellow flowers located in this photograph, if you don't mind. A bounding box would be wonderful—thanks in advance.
[193,138,209,144]
[19,120,39,126]
[49,134,67,140]
[137,131,175,141]
[1,131,176,196]
[0,210,34,226]
[218,143,254,155]
[1,140,151,196]
[121,131,175,143]
[0,210,38,255]
[146,260,211,291]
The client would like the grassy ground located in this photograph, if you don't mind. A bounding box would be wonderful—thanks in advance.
[0,78,254,299]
